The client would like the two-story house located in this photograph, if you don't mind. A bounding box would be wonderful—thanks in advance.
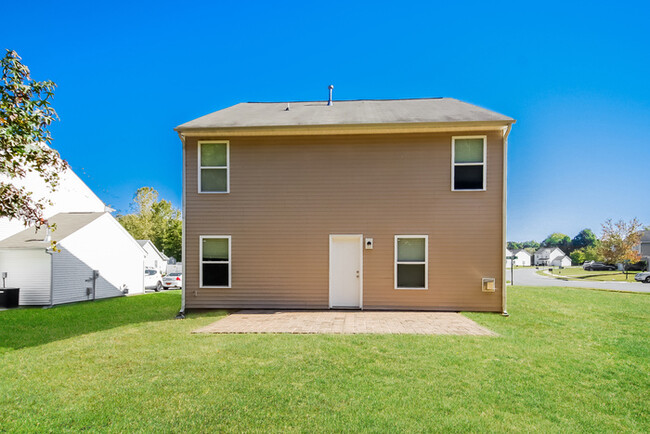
[175,97,515,314]
[635,230,650,268]
[506,249,532,267]
[534,247,571,267]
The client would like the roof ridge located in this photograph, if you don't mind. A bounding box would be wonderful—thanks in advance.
[244,97,447,104]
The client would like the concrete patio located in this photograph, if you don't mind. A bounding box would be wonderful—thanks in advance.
[193,310,497,335]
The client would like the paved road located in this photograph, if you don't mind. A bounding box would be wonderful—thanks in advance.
[509,267,650,293]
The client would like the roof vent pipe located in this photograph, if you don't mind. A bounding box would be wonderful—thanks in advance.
[327,85,334,106]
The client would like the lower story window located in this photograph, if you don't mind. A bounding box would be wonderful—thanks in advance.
[395,235,428,289]
[201,236,231,287]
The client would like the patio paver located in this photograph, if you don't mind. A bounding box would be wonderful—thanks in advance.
[193,310,497,335]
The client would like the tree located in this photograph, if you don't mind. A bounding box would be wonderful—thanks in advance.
[507,240,539,251]
[582,245,602,262]
[0,49,67,229]
[521,240,540,250]
[598,218,642,267]
[572,229,597,250]
[569,249,586,265]
[542,232,572,253]
[117,187,182,260]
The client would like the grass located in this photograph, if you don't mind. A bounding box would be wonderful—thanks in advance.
[539,266,643,282]
[1,288,648,432]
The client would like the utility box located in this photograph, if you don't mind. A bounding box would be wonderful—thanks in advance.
[482,278,495,293]
[0,287,20,308]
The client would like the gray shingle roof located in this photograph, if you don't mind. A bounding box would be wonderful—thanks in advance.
[0,212,105,249]
[175,98,514,131]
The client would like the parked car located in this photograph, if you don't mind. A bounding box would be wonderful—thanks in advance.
[634,272,650,283]
[163,272,182,289]
[144,269,163,292]
[624,261,647,272]
[583,261,617,271]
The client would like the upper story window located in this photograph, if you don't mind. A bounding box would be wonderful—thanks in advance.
[199,141,229,193]
[452,136,486,191]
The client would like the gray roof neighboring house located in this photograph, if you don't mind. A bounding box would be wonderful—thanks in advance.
[535,247,565,257]
[175,98,515,131]
[0,212,105,249]
[137,239,168,261]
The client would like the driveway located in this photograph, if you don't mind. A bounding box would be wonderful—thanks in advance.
[510,267,650,293]
[194,310,496,335]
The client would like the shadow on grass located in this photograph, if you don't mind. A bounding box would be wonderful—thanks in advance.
[0,291,217,352]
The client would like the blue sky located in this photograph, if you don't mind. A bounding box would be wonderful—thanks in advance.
[2,0,649,241]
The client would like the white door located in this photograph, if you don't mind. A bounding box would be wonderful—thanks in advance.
[329,235,362,308]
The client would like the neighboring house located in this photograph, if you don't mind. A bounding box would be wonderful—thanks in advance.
[0,212,145,306]
[553,255,572,267]
[534,247,570,267]
[635,230,650,269]
[509,249,532,267]
[506,248,532,267]
[0,165,109,241]
[166,261,182,274]
[137,240,168,274]
[175,97,515,313]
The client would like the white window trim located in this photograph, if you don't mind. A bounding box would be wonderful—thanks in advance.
[451,135,487,191]
[198,140,230,194]
[394,235,428,290]
[199,235,231,288]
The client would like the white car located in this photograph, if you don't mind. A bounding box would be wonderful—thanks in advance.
[634,272,650,283]
[163,272,183,289]
[144,269,163,292]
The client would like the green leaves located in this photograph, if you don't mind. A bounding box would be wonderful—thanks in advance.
[0,49,67,230]
[598,218,643,265]
[117,187,182,260]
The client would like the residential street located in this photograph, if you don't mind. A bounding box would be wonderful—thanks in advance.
[510,267,650,293]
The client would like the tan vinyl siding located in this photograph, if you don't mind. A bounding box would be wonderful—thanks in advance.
[184,131,505,311]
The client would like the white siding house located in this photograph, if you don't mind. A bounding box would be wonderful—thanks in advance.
[0,249,51,305]
[0,212,145,306]
[166,262,182,274]
[552,255,572,267]
[0,166,108,241]
[534,247,570,267]
[506,249,532,267]
[137,240,168,274]
[512,249,532,267]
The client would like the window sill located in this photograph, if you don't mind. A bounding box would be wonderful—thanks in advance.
[395,287,428,290]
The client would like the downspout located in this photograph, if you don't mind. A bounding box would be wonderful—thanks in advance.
[501,123,512,316]
[46,249,54,307]
[176,131,187,319]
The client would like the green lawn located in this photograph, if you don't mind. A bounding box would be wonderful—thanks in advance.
[1,288,648,432]
[539,266,642,282]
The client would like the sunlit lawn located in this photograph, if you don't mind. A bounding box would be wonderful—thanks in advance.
[540,266,643,282]
[0,288,648,432]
